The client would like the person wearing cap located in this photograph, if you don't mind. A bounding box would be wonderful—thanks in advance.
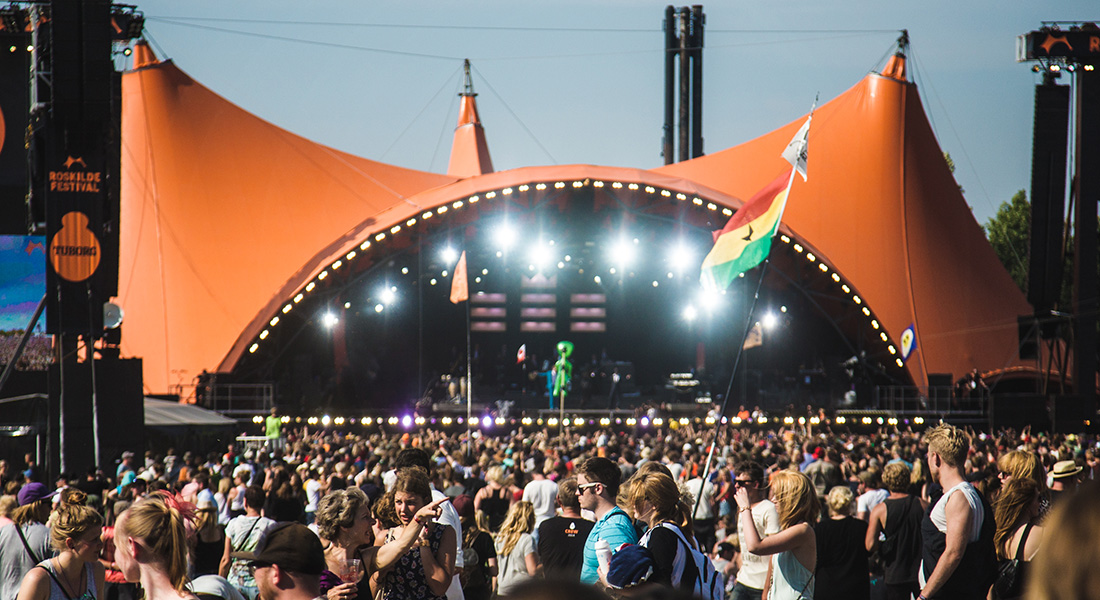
[239,523,325,600]
[1048,459,1082,506]
[0,482,57,600]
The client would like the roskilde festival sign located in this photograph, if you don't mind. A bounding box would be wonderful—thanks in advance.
[48,155,103,283]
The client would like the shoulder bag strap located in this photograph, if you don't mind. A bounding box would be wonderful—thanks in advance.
[797,569,815,600]
[234,517,261,553]
[15,523,42,565]
[35,563,76,600]
[1014,522,1034,561]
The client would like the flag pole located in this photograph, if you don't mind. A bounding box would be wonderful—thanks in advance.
[692,259,770,519]
[465,299,472,461]
[692,99,814,517]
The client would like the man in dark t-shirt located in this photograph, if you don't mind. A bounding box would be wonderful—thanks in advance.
[537,476,594,581]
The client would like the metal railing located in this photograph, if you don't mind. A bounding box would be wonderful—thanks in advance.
[873,385,988,420]
[209,383,274,416]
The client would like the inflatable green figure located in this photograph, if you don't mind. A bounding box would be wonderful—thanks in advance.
[552,340,574,410]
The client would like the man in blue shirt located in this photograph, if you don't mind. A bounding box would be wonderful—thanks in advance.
[577,456,638,585]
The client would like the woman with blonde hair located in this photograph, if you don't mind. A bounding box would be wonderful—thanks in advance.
[1024,481,1099,600]
[474,465,516,532]
[191,500,224,577]
[494,501,538,596]
[625,472,701,595]
[113,491,198,600]
[814,486,868,600]
[17,489,105,600]
[735,469,818,599]
[996,450,1049,513]
[991,478,1043,599]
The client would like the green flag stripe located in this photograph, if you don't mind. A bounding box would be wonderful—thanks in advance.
[701,235,774,289]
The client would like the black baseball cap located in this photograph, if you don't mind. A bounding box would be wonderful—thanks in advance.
[231,522,325,575]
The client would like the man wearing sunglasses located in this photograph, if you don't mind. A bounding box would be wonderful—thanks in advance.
[576,457,638,586]
[234,522,325,600]
[731,462,779,600]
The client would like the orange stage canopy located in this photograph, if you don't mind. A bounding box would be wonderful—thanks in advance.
[120,46,1031,393]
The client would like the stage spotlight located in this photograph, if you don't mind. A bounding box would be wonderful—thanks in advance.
[529,241,554,269]
[668,243,695,272]
[322,312,339,328]
[594,275,602,284]
[683,305,698,322]
[608,238,637,268]
[495,223,517,250]
[698,288,722,313]
[441,246,458,264]
[762,312,779,329]
[374,304,384,313]
[380,287,396,305]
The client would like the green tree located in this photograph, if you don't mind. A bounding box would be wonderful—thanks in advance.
[983,189,1030,294]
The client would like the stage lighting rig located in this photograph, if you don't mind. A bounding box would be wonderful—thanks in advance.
[0,5,26,33]
[110,5,144,41]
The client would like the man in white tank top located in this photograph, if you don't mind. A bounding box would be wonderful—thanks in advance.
[917,424,988,600]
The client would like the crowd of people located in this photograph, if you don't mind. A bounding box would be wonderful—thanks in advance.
[1,419,1100,600]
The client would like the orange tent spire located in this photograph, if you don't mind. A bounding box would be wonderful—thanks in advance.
[880,30,908,82]
[131,40,158,69]
[446,60,494,177]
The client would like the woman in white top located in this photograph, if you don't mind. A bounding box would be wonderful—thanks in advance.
[18,489,105,600]
[735,470,819,600]
[494,501,539,596]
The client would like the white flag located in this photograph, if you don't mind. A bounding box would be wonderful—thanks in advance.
[781,116,811,182]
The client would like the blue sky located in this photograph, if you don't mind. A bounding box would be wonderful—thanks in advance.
[132,0,1093,226]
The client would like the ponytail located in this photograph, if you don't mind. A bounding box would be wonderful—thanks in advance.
[118,491,195,593]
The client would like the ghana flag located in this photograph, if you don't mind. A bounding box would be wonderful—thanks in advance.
[700,113,810,291]
[699,171,792,291]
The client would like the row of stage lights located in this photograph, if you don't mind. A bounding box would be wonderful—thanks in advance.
[248,179,732,356]
[249,179,902,372]
[775,234,904,369]
[250,413,927,429]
